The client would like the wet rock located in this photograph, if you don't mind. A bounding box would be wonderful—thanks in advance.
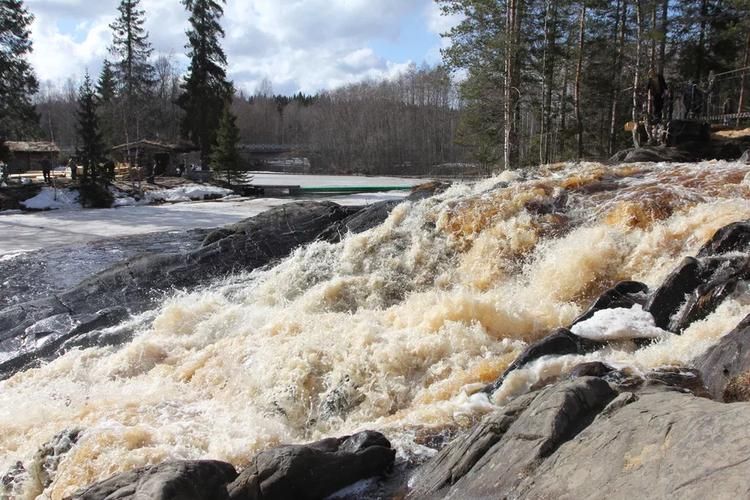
[319,183,448,243]
[318,201,400,243]
[482,328,605,395]
[665,119,712,146]
[697,220,750,257]
[226,431,395,500]
[740,149,750,164]
[0,202,351,379]
[409,377,617,498]
[643,367,709,397]
[571,280,649,325]
[407,181,451,201]
[694,313,750,401]
[668,255,750,333]
[611,146,697,163]
[569,361,616,379]
[645,257,704,330]
[71,460,237,500]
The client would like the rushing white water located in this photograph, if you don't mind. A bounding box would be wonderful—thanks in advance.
[2,160,750,499]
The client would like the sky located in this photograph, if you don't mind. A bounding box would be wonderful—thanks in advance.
[25,0,461,96]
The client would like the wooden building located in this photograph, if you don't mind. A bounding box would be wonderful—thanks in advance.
[111,139,198,177]
[5,141,60,174]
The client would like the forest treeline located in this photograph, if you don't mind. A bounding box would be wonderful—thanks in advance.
[439,0,750,168]
[2,0,750,176]
[34,64,467,175]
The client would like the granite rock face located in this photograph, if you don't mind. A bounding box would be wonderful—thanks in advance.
[410,377,750,499]
[0,201,352,378]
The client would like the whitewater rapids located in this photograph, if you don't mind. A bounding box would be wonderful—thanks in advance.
[3,160,750,499]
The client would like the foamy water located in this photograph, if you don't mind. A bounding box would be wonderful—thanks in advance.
[2,160,750,499]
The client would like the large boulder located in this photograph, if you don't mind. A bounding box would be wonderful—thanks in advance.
[70,460,238,500]
[410,378,750,499]
[694,313,750,401]
[481,329,605,395]
[227,431,395,500]
[410,377,617,498]
[0,201,352,379]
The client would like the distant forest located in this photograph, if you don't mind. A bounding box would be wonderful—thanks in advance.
[4,0,750,175]
[35,64,467,175]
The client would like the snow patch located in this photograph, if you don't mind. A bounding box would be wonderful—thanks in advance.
[571,304,671,341]
[21,188,81,210]
[144,185,233,203]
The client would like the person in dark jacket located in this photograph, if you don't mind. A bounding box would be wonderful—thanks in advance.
[41,157,52,184]
[646,69,667,123]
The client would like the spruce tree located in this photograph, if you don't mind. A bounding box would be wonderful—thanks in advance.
[0,0,39,148]
[210,104,241,186]
[108,0,155,145]
[109,0,154,98]
[96,60,117,103]
[178,0,233,163]
[76,72,105,181]
[96,59,118,147]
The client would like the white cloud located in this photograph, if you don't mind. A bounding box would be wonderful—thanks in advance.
[24,0,442,94]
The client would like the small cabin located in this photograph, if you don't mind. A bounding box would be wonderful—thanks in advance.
[111,139,198,177]
[5,141,60,174]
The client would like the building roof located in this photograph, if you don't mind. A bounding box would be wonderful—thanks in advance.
[5,141,60,153]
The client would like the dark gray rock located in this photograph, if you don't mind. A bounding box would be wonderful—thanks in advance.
[318,201,399,243]
[226,431,395,500]
[615,146,698,163]
[70,460,237,500]
[409,377,617,498]
[571,280,649,325]
[669,255,750,332]
[697,220,750,257]
[482,329,605,395]
[318,182,449,244]
[664,119,711,146]
[0,201,351,379]
[694,313,750,401]
[569,361,616,379]
[645,257,704,330]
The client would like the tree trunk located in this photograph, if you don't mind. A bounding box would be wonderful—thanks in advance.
[575,2,586,159]
[632,0,643,147]
[504,0,521,169]
[737,31,750,128]
[539,0,551,165]
[609,0,626,155]
[649,1,657,71]
[696,0,708,83]
[658,0,669,74]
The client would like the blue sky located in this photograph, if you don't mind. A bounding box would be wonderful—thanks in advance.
[25,0,459,95]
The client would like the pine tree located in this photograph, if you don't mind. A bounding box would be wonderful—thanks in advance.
[178,0,233,163]
[210,104,241,185]
[0,0,39,148]
[76,72,105,181]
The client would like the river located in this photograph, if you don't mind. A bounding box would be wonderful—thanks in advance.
[2,161,750,498]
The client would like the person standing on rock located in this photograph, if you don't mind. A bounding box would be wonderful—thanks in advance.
[646,69,667,123]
